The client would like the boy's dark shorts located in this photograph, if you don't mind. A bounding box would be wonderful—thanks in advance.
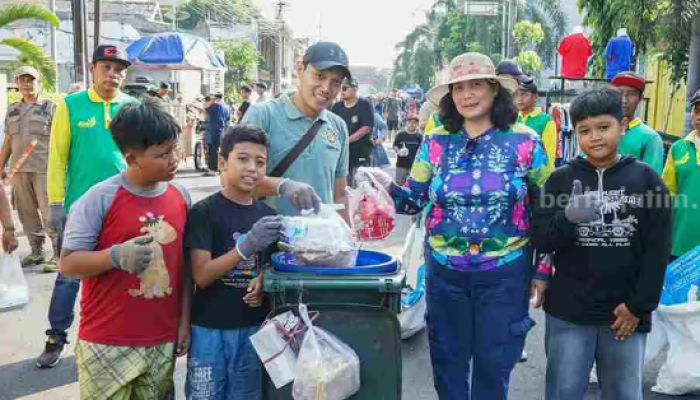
[387,120,399,131]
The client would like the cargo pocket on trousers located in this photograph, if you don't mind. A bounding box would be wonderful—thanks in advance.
[510,315,536,337]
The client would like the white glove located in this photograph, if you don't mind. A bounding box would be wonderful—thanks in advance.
[356,167,393,189]
[398,148,409,157]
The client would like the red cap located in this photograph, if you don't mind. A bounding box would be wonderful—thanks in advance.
[407,113,419,121]
[611,72,645,92]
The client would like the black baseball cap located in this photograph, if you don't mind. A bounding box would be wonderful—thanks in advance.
[160,82,170,90]
[690,89,700,106]
[92,44,131,67]
[518,75,538,94]
[343,78,359,87]
[496,60,522,77]
[302,42,352,80]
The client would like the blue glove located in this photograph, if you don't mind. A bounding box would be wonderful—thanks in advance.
[278,180,322,213]
[237,216,284,259]
[565,180,602,224]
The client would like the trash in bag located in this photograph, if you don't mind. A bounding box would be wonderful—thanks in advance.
[251,311,303,389]
[660,245,700,306]
[0,253,29,309]
[293,303,361,400]
[646,247,700,395]
[347,172,396,241]
[281,205,358,267]
[650,303,700,395]
[398,219,427,339]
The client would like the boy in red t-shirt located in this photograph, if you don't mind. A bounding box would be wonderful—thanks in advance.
[60,100,192,399]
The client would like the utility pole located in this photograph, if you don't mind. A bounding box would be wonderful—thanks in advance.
[82,0,90,86]
[501,0,507,60]
[274,0,288,96]
[49,0,58,89]
[71,0,88,86]
[94,0,102,51]
[506,0,517,58]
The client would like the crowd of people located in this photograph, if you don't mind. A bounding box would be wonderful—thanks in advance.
[2,36,700,400]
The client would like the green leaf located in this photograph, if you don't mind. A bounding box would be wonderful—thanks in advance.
[1,37,56,91]
[0,3,59,29]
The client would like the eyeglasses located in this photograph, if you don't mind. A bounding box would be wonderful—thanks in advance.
[342,86,354,91]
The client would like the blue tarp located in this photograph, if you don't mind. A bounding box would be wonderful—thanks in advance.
[126,32,226,71]
[401,85,424,100]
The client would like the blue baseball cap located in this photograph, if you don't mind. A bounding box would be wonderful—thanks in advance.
[302,42,352,80]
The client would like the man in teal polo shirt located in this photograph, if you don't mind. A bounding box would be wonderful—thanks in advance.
[611,72,665,174]
[242,42,351,221]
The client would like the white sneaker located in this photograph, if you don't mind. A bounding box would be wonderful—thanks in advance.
[589,367,598,384]
[519,349,528,362]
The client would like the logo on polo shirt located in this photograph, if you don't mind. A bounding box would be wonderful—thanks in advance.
[77,117,97,129]
[321,127,337,146]
[351,115,359,124]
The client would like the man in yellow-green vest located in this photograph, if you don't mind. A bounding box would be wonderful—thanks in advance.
[611,72,664,174]
[662,89,700,262]
[516,76,558,172]
[37,44,136,369]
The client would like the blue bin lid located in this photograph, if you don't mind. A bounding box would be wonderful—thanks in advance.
[272,250,398,275]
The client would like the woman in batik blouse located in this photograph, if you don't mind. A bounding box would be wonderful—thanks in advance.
[362,53,552,400]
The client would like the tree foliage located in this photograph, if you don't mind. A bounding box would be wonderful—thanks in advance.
[179,0,259,30]
[213,39,261,89]
[392,0,567,88]
[0,3,59,91]
[513,21,544,50]
[578,0,700,83]
[514,51,543,75]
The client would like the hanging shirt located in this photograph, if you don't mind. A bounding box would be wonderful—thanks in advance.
[558,33,592,78]
[604,35,635,79]
[389,124,552,277]
[662,131,700,257]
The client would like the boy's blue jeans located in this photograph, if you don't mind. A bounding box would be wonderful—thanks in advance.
[425,248,534,400]
[186,325,261,400]
[545,313,646,400]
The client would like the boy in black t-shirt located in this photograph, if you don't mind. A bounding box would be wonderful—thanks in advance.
[392,113,423,186]
[184,125,284,399]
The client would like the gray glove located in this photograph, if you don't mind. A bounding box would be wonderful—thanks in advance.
[237,215,284,259]
[565,180,603,224]
[279,180,322,213]
[108,235,154,274]
[49,204,66,235]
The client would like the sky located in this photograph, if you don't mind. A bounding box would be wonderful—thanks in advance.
[255,0,438,69]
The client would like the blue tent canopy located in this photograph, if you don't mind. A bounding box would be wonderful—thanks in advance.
[127,32,226,71]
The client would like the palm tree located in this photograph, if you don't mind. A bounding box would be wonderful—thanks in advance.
[0,3,60,90]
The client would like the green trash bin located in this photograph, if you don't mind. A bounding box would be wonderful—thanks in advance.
[264,250,406,313]
[261,303,402,400]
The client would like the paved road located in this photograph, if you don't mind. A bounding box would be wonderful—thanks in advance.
[0,168,697,400]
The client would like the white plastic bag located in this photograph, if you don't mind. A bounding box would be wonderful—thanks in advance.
[651,303,700,395]
[398,220,427,339]
[292,303,361,400]
[250,311,301,389]
[0,253,29,309]
[281,205,358,267]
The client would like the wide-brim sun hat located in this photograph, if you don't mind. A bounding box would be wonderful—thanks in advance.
[426,52,519,105]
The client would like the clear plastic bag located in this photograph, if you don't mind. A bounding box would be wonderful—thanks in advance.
[281,205,358,267]
[347,174,396,241]
[292,303,361,400]
[0,253,29,309]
